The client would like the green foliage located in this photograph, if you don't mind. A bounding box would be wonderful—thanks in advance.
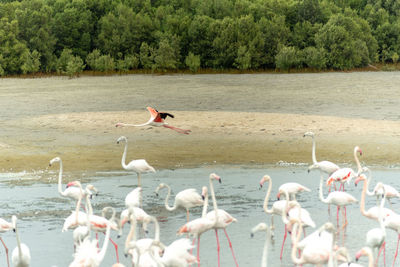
[275,46,302,70]
[185,52,200,72]
[66,56,85,77]
[0,0,398,74]
[392,52,399,63]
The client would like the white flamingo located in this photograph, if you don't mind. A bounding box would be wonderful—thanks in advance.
[303,131,340,175]
[155,183,204,222]
[49,157,98,202]
[115,106,191,134]
[319,174,358,228]
[0,216,16,267]
[125,187,142,208]
[205,173,239,267]
[117,136,156,187]
[177,186,215,267]
[250,222,271,267]
[11,216,31,267]
[149,239,197,267]
[355,247,375,267]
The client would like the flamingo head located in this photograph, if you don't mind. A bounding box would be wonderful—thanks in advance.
[354,146,362,156]
[49,157,61,167]
[250,222,268,238]
[276,191,281,200]
[115,122,124,128]
[201,186,208,200]
[355,247,371,262]
[303,131,314,138]
[210,173,222,183]
[259,175,270,189]
[155,183,166,196]
[354,174,366,186]
[66,181,80,188]
[116,136,127,144]
[86,184,98,197]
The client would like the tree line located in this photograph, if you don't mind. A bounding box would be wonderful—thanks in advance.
[0,0,399,76]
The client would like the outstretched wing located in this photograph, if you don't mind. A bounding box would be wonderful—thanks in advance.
[160,112,174,119]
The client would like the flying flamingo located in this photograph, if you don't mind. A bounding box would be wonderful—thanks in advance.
[155,183,204,222]
[11,216,31,267]
[115,106,191,134]
[365,189,386,266]
[117,136,156,187]
[318,174,358,228]
[326,146,363,192]
[355,247,374,267]
[303,131,340,175]
[276,182,311,201]
[250,222,271,267]
[177,186,215,267]
[259,175,297,240]
[49,157,98,202]
[149,239,197,267]
[205,173,239,267]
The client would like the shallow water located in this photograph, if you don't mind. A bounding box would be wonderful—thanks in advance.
[1,165,399,266]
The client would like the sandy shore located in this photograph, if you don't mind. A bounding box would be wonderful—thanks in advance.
[1,109,400,172]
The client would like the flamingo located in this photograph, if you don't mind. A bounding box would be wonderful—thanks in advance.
[124,210,162,267]
[280,192,315,260]
[318,174,358,228]
[177,186,215,267]
[49,157,98,202]
[149,239,197,267]
[365,189,386,266]
[115,106,191,134]
[117,136,156,187]
[0,216,16,267]
[205,173,239,267]
[326,146,363,192]
[250,223,271,267]
[259,175,296,241]
[155,183,204,222]
[11,216,30,267]
[297,222,335,252]
[303,131,340,175]
[380,198,400,266]
[125,187,142,208]
[276,182,311,201]
[355,174,395,221]
[355,247,375,267]
[290,218,335,266]
[69,219,112,267]
[118,207,152,237]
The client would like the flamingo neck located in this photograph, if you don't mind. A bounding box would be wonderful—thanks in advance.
[360,179,368,217]
[354,149,362,174]
[15,224,22,260]
[151,216,160,242]
[125,209,138,250]
[57,160,64,195]
[319,175,329,204]
[282,191,291,225]
[121,140,128,170]
[365,170,375,196]
[75,184,84,224]
[262,179,274,214]
[162,184,176,211]
[311,135,317,164]
[97,223,111,262]
[290,221,303,265]
[209,177,219,220]
[378,193,386,235]
[367,249,374,267]
[261,229,270,267]
[202,191,209,218]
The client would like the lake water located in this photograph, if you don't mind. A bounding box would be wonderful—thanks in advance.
[1,165,398,266]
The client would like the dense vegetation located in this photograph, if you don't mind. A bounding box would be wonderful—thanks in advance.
[0,0,399,75]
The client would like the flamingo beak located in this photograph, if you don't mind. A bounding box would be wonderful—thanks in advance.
[49,163,52,167]
[202,195,205,201]
[218,178,222,184]
[250,233,254,238]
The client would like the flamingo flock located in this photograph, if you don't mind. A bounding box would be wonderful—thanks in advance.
[3,117,400,267]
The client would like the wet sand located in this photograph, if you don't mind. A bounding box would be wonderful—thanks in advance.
[2,73,400,172]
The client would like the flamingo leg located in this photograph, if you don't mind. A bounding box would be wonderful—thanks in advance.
[186,209,190,223]
[377,241,386,266]
[336,206,340,227]
[270,214,275,242]
[104,233,119,263]
[96,233,99,249]
[215,229,221,267]
[197,236,201,267]
[163,124,191,134]
[393,234,400,267]
[0,237,9,267]
[190,237,196,255]
[280,224,287,260]
[223,229,239,267]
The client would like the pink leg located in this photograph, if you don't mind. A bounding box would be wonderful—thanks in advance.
[377,242,386,266]
[197,236,201,267]
[190,237,196,255]
[280,225,287,260]
[223,229,239,267]
[163,125,191,134]
[96,233,99,249]
[393,234,400,267]
[336,206,340,226]
[0,237,9,267]
[104,233,119,263]
[215,230,221,267]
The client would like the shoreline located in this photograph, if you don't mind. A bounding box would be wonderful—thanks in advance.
[1,111,400,173]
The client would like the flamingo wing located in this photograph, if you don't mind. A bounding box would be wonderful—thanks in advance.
[176,189,203,208]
